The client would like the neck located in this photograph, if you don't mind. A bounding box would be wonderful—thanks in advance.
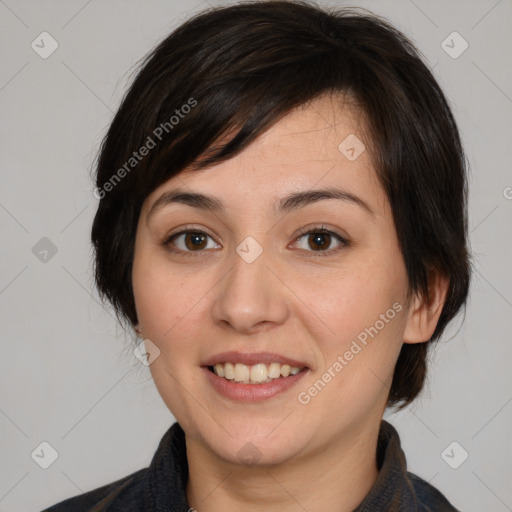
[185,420,381,512]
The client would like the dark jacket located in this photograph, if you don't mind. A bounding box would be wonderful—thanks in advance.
[42,420,460,511]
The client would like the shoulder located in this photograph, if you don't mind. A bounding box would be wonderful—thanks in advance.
[41,467,147,511]
[408,472,461,512]
[41,421,188,511]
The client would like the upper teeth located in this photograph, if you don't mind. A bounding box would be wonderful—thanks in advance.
[213,362,302,383]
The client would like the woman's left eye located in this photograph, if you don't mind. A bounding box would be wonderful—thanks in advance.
[292,228,348,254]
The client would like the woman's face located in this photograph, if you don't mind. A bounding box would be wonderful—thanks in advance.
[132,95,413,466]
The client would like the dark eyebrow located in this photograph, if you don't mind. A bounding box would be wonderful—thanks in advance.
[275,187,374,215]
[147,188,225,220]
[147,186,373,220]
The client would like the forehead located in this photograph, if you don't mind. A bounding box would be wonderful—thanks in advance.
[143,94,385,215]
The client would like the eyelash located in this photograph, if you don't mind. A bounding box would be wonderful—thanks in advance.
[162,225,349,258]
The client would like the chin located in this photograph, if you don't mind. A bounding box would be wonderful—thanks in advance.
[195,417,311,467]
[212,437,301,467]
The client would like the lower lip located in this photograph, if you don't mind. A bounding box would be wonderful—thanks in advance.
[203,367,308,402]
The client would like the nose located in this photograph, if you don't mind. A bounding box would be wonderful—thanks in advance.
[211,248,290,335]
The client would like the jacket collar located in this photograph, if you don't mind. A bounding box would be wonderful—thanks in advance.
[354,421,419,511]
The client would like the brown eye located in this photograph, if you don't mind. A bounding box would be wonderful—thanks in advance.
[292,228,348,255]
[184,232,207,250]
[165,230,220,253]
[307,233,332,251]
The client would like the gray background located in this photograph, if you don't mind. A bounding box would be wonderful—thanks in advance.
[1,0,511,511]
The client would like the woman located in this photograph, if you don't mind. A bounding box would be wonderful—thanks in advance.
[44,1,470,510]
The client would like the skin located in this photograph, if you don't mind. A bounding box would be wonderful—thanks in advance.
[131,93,448,512]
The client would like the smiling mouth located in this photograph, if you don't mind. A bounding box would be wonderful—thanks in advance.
[208,362,306,384]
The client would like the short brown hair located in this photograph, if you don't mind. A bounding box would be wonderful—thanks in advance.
[91,0,471,408]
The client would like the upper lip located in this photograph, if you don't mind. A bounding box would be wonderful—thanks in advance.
[202,351,309,368]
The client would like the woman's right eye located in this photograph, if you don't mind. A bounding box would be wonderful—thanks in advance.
[164,230,221,254]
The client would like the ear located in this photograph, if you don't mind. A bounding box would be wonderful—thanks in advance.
[403,269,450,344]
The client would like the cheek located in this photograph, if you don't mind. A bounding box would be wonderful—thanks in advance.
[293,247,409,412]
[296,249,408,346]
[132,249,200,339]
[133,256,213,420]
[296,281,407,428]
[131,250,219,403]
